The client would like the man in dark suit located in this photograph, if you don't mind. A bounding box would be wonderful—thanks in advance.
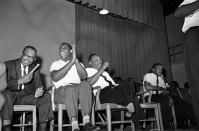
[0,46,53,131]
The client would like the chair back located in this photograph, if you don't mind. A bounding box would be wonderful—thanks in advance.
[94,86,101,110]
[51,85,56,111]
[134,81,152,103]
[47,76,56,111]
[92,86,135,131]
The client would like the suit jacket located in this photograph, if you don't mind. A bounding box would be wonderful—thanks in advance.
[4,58,42,97]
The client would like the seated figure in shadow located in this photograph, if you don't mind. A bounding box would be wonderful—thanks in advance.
[168,81,195,127]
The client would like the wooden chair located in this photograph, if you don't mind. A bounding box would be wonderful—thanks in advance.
[49,86,90,131]
[49,86,68,131]
[50,104,84,131]
[135,82,164,130]
[92,86,135,131]
[13,105,37,131]
[139,102,163,130]
[137,81,177,130]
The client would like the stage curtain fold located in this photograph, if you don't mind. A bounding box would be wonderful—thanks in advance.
[74,0,164,29]
[75,5,172,81]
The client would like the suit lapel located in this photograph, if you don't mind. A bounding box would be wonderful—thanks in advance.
[28,64,34,73]
[16,59,22,78]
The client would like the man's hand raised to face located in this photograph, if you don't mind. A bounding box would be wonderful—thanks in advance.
[102,62,109,70]
[71,44,77,64]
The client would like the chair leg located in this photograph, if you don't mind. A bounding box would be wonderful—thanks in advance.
[154,105,160,130]
[33,107,37,131]
[130,120,135,131]
[58,107,63,131]
[19,114,23,131]
[50,119,54,131]
[171,105,177,128]
[97,113,106,124]
[120,111,124,131]
[22,113,25,131]
[157,103,163,130]
[91,105,95,126]
[106,105,111,131]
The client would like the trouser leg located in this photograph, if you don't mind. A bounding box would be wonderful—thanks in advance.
[55,85,78,121]
[100,79,136,106]
[36,93,54,123]
[116,79,135,104]
[184,27,199,128]
[18,93,53,123]
[78,81,92,117]
[152,95,173,128]
[0,94,5,131]
[0,91,15,131]
[100,86,126,105]
[0,91,14,126]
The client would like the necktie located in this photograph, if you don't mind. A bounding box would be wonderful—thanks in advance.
[20,66,27,90]
[156,75,159,94]
[23,66,27,76]
[156,75,159,87]
[101,74,112,86]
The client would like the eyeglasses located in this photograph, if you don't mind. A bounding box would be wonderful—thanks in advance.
[23,54,36,60]
[61,49,71,53]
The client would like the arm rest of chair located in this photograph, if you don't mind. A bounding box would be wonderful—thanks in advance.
[136,90,150,95]
[144,81,168,93]
[137,89,153,103]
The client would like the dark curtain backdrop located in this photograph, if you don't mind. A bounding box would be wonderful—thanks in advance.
[75,5,172,81]
[74,0,164,29]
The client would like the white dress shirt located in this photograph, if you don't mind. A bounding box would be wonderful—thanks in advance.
[21,63,29,89]
[143,73,168,96]
[86,68,116,95]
